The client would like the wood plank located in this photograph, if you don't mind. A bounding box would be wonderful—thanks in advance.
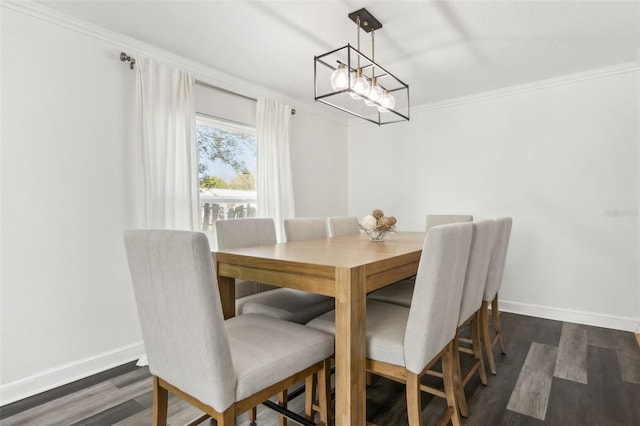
[586,323,616,349]
[0,376,151,425]
[614,330,640,384]
[583,345,633,424]
[0,361,140,419]
[506,342,558,421]
[67,399,145,426]
[553,322,587,384]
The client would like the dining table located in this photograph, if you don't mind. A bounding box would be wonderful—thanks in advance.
[215,231,426,426]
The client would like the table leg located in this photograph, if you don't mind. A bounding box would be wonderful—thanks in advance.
[334,266,367,426]
[217,274,236,320]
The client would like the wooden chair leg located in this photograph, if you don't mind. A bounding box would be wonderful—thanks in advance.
[406,372,423,426]
[304,375,316,420]
[318,359,331,424]
[492,296,506,354]
[451,336,469,417]
[218,409,235,426]
[480,300,497,374]
[249,406,257,423]
[278,390,288,426]
[472,312,488,385]
[152,376,168,426]
[442,342,463,426]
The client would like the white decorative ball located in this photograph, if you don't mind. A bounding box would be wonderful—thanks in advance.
[360,215,378,231]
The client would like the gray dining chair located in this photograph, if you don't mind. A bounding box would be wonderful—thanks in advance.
[327,216,360,237]
[481,217,513,374]
[307,222,473,426]
[124,230,333,426]
[284,217,328,241]
[367,220,496,417]
[368,214,474,307]
[426,214,473,230]
[216,218,335,325]
[215,217,278,299]
[448,219,495,417]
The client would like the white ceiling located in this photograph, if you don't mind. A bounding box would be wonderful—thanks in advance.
[33,0,640,109]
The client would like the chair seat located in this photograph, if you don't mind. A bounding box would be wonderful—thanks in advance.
[227,314,335,401]
[367,280,414,308]
[307,300,410,367]
[238,288,335,324]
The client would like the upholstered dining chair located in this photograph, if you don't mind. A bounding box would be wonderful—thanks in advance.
[284,217,328,241]
[368,214,474,306]
[215,217,278,299]
[366,220,496,417]
[481,217,513,374]
[326,216,360,237]
[216,218,335,325]
[307,222,473,426]
[426,214,473,230]
[124,230,333,426]
[447,219,495,417]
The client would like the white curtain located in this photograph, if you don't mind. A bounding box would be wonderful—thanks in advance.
[256,98,295,242]
[134,56,197,230]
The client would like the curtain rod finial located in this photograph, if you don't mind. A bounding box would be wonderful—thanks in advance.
[120,52,136,70]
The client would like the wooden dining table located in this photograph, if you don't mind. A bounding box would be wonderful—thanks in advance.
[215,231,426,426]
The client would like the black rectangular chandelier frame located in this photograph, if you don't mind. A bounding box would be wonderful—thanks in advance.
[313,8,410,126]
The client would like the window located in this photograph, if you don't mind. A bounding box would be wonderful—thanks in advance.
[197,115,257,249]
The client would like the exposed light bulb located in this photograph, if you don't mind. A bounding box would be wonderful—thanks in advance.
[349,70,369,100]
[364,79,383,106]
[330,64,349,91]
[377,91,396,113]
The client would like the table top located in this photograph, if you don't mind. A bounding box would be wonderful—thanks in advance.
[216,232,426,296]
[216,231,426,268]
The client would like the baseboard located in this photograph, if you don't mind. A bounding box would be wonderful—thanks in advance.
[0,342,145,406]
[499,299,640,333]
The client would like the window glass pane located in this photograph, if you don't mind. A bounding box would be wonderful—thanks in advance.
[197,115,257,250]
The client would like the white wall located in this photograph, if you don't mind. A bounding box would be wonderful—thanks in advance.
[0,5,348,404]
[1,6,142,402]
[348,69,640,331]
[290,109,348,218]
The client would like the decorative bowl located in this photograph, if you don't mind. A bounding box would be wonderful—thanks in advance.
[363,228,391,242]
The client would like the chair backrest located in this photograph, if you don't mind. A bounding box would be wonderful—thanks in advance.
[284,217,328,242]
[404,223,473,374]
[215,218,278,297]
[327,216,360,237]
[483,217,513,302]
[426,214,473,231]
[215,218,277,249]
[458,220,496,326]
[124,230,235,412]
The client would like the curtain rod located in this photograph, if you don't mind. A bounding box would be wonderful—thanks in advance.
[120,51,295,115]
[195,80,296,115]
[194,79,256,102]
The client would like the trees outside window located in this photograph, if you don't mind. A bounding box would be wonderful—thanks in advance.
[197,115,257,248]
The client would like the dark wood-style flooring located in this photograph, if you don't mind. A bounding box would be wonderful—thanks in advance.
[2,313,639,425]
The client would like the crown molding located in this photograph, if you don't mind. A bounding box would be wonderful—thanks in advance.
[6,1,635,127]
[411,62,640,115]
[2,0,349,126]
[346,61,639,127]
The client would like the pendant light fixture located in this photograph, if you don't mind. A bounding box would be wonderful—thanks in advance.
[314,8,409,125]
